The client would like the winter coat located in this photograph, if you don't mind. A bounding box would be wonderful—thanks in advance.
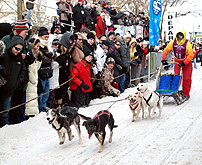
[107,46,128,74]
[95,16,105,38]
[72,4,86,24]
[162,30,194,65]
[129,38,144,62]
[119,37,130,63]
[58,2,70,21]
[69,42,84,73]
[83,39,97,52]
[2,33,35,92]
[96,4,103,15]
[95,44,107,72]
[142,47,149,67]
[25,60,41,116]
[49,61,60,89]
[70,59,92,93]
[101,64,120,97]
[84,8,94,30]
[0,35,26,98]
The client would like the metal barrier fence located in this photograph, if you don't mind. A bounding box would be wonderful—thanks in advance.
[130,51,173,85]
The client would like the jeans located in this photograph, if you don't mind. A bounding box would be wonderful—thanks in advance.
[119,74,126,93]
[0,96,11,127]
[38,78,50,112]
[193,58,197,69]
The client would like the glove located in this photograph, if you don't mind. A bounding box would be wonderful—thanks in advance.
[164,65,170,70]
[162,60,168,65]
[80,82,90,90]
[178,61,185,67]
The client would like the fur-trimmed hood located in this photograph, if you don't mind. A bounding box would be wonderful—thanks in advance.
[0,40,6,56]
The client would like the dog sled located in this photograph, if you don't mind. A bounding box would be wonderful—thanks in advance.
[155,62,185,105]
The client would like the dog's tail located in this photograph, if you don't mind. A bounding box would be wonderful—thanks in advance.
[78,113,91,120]
[113,125,118,128]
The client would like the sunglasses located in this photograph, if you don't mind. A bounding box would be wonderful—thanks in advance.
[116,44,121,46]
[78,38,83,41]
[15,47,22,52]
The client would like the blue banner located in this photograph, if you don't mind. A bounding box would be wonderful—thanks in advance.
[149,0,162,46]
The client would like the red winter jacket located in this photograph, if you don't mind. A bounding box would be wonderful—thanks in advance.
[70,59,92,93]
[95,16,105,38]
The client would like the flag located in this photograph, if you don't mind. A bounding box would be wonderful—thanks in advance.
[149,0,162,46]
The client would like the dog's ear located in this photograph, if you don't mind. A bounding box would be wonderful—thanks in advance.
[82,121,86,126]
[45,107,50,112]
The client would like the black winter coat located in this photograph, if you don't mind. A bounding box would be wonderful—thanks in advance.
[84,8,94,30]
[0,36,26,97]
[72,4,86,24]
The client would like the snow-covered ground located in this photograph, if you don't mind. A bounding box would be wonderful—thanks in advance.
[0,63,202,165]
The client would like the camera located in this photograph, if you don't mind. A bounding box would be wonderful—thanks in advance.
[53,19,60,29]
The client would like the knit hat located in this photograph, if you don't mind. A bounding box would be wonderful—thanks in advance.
[15,20,29,35]
[107,57,115,64]
[83,49,94,57]
[108,31,115,37]
[52,38,60,45]
[102,2,107,7]
[101,10,106,16]
[78,0,83,2]
[102,40,111,47]
[98,34,106,39]
[38,27,49,36]
[87,32,95,39]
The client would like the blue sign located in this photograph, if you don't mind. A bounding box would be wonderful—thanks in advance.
[149,0,162,46]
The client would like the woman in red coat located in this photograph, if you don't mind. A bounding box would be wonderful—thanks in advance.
[70,49,94,107]
[95,12,106,38]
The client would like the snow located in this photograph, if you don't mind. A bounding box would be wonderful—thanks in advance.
[1,64,202,165]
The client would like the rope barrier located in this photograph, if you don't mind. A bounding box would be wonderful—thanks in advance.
[0,73,125,114]
[0,77,75,114]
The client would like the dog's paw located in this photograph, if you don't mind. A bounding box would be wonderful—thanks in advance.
[98,146,104,153]
[69,135,75,141]
[59,141,64,145]
[132,119,135,122]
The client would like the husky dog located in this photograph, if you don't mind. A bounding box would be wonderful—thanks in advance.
[128,92,144,122]
[80,110,118,153]
[137,83,163,118]
[46,106,82,145]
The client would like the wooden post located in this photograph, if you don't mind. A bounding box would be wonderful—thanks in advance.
[17,0,22,20]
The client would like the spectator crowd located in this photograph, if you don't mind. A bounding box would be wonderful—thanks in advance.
[2,0,199,128]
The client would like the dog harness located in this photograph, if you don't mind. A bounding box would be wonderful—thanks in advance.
[143,92,160,106]
[129,104,139,111]
[93,109,110,133]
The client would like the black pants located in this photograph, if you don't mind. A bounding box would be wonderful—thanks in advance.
[74,22,83,32]
[47,90,57,108]
[9,91,26,124]
[71,86,90,108]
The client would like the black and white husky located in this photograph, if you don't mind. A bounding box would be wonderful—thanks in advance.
[45,106,82,145]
